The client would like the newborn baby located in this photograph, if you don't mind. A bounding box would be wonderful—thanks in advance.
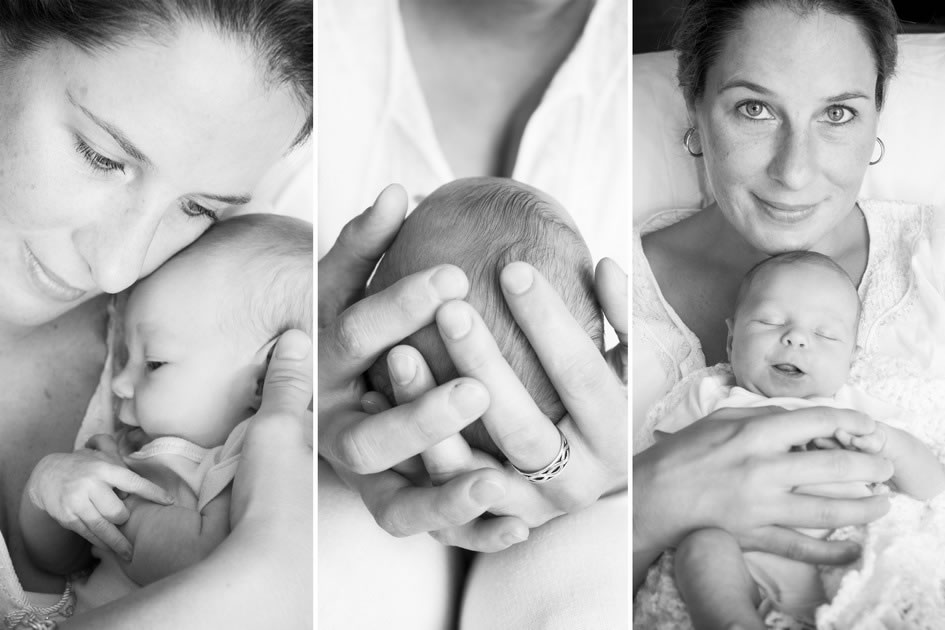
[636,251,945,630]
[366,177,603,458]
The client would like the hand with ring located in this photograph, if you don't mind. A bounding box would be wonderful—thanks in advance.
[369,257,628,547]
[319,185,530,551]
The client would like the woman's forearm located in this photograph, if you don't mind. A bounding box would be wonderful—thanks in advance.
[60,516,311,628]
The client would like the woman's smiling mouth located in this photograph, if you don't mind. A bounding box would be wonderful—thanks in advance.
[23,244,87,302]
[754,195,819,224]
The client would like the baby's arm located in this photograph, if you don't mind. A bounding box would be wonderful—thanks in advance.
[842,423,945,500]
[19,446,173,575]
[675,528,765,630]
[118,486,232,586]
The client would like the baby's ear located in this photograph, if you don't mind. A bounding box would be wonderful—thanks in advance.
[725,318,735,362]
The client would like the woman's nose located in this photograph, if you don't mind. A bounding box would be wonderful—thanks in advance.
[781,326,808,348]
[76,204,164,294]
[768,123,815,191]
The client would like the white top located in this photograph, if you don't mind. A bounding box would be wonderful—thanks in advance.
[633,200,945,455]
[317,0,628,268]
[633,200,945,629]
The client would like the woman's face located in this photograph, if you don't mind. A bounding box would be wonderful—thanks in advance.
[0,24,307,329]
[690,6,880,254]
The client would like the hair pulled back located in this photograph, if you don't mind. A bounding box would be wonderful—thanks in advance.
[0,0,312,144]
[673,0,899,110]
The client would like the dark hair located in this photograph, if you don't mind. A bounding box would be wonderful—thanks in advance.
[168,213,313,340]
[366,177,603,458]
[674,0,899,110]
[734,250,860,321]
[0,0,313,146]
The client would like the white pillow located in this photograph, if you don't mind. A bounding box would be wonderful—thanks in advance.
[632,33,945,225]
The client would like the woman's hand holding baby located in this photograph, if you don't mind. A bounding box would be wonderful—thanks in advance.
[319,185,512,543]
[633,405,895,590]
[25,441,174,560]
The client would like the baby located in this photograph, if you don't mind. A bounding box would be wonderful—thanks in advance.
[19,213,313,611]
[652,251,945,629]
[366,177,603,458]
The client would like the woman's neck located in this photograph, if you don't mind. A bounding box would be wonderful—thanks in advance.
[701,202,869,286]
[402,0,593,38]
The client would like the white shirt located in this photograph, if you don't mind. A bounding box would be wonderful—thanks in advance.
[317,0,628,268]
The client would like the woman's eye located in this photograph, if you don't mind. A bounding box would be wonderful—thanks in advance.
[737,101,774,121]
[74,137,126,174]
[145,361,165,372]
[824,106,855,125]
[179,199,220,222]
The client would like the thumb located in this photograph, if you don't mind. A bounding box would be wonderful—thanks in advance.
[259,329,313,419]
[318,184,407,325]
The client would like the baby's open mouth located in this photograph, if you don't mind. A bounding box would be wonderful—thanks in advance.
[772,363,805,376]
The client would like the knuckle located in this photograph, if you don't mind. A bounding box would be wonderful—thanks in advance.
[334,429,373,475]
[335,310,369,362]
[392,283,433,321]
[816,503,836,528]
[828,451,850,478]
[548,355,602,402]
[495,426,547,460]
[782,537,808,562]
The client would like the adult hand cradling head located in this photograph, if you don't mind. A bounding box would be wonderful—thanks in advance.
[0,2,313,627]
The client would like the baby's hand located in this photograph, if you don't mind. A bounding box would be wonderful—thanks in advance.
[26,445,174,560]
[834,427,887,455]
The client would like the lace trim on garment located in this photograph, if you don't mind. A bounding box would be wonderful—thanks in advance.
[2,582,74,630]
[854,200,925,350]
[632,210,705,391]
[633,200,945,628]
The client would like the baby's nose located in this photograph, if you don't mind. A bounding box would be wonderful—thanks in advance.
[781,327,808,348]
[111,366,135,400]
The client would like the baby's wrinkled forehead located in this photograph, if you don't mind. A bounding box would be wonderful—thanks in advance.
[738,259,861,325]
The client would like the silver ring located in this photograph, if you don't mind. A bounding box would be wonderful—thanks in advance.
[511,429,571,483]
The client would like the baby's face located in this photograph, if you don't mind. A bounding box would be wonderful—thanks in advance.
[111,258,264,448]
[728,262,859,399]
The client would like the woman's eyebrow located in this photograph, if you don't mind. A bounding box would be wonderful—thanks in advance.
[67,90,152,167]
[718,79,772,95]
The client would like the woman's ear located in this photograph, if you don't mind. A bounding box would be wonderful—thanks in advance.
[250,338,280,409]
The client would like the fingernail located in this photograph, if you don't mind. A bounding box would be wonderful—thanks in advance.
[121,548,133,562]
[502,262,533,295]
[438,303,472,340]
[450,382,488,419]
[388,352,416,385]
[470,479,505,505]
[163,495,175,505]
[501,528,528,546]
[274,330,310,360]
[430,266,468,300]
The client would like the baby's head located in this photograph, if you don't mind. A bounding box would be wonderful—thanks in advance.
[112,214,313,448]
[367,177,603,457]
[727,251,860,399]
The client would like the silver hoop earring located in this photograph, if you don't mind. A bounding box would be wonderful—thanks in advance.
[869,137,885,166]
[683,127,703,157]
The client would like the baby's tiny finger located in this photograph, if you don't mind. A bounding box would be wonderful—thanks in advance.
[84,514,133,560]
[430,516,530,553]
[112,469,175,505]
[90,487,131,525]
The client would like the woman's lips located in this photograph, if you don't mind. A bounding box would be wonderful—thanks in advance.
[754,194,819,224]
[23,244,87,303]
